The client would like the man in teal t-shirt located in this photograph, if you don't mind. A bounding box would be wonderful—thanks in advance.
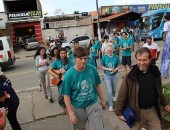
[61,46,106,130]
[120,32,133,77]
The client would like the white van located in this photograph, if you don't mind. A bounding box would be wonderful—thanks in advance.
[0,36,15,71]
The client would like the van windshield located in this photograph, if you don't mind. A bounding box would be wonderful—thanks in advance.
[28,38,38,42]
[0,40,4,50]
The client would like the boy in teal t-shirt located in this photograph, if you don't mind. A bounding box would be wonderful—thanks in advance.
[61,46,106,130]
[61,64,100,108]
[120,32,133,76]
[120,37,132,56]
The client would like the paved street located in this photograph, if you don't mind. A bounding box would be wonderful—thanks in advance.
[3,40,170,130]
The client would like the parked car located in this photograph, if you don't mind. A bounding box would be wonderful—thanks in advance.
[24,38,40,51]
[0,36,15,71]
[61,35,92,51]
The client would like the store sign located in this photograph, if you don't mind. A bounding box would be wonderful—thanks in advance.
[7,10,42,21]
[101,3,170,15]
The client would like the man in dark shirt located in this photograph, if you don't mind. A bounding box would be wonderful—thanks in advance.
[115,47,170,130]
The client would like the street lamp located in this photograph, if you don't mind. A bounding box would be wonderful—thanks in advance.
[95,0,101,40]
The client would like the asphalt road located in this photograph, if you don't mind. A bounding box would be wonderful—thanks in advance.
[3,40,165,93]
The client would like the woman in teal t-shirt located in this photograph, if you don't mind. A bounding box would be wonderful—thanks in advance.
[101,44,121,112]
[89,39,98,67]
[48,47,71,114]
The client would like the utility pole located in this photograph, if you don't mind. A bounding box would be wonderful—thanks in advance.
[95,0,101,40]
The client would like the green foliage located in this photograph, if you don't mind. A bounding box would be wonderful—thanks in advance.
[162,83,170,122]
[73,11,79,14]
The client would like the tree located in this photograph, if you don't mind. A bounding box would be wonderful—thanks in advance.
[73,11,79,14]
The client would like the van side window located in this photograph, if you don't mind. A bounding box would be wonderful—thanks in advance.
[0,40,4,50]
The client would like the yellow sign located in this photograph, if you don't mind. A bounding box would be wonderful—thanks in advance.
[148,4,170,10]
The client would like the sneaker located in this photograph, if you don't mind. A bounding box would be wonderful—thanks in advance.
[113,97,117,101]
[49,98,54,103]
[45,95,48,99]
[109,106,113,112]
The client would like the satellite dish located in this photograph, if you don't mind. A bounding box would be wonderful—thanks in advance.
[53,9,61,14]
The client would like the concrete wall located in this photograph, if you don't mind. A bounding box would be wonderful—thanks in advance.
[42,25,93,41]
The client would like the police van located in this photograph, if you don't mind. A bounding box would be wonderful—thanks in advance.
[0,36,15,71]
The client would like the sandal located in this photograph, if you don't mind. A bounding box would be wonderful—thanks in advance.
[57,109,67,115]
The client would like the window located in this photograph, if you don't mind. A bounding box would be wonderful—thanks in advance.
[28,38,38,43]
[81,36,89,41]
[71,37,81,42]
[166,12,170,17]
[152,12,164,30]
[0,40,4,50]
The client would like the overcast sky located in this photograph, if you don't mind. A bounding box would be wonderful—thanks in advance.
[0,0,170,16]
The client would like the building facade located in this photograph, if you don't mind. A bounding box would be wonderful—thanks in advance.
[3,0,43,45]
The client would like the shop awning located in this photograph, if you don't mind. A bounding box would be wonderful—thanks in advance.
[99,11,141,22]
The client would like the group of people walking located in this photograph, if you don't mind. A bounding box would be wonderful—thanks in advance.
[0,13,169,130]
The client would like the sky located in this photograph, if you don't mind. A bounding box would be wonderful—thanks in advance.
[0,0,170,16]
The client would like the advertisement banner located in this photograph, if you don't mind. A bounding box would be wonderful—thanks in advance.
[7,10,42,21]
[100,3,170,15]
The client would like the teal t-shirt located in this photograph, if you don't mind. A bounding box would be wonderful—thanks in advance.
[90,44,98,57]
[101,54,120,75]
[61,64,101,108]
[113,37,120,45]
[51,59,71,71]
[112,43,118,55]
[120,38,132,56]
[68,54,75,67]
[95,40,101,50]
[128,34,135,45]
[68,49,73,56]
[87,57,96,67]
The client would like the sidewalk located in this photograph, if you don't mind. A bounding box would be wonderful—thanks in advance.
[5,74,170,130]
[6,86,129,130]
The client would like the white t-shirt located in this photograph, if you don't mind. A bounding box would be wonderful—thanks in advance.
[143,42,160,59]
[163,21,170,32]
[36,56,49,71]
[101,42,112,53]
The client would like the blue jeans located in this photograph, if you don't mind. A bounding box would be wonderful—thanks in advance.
[92,56,97,67]
[104,74,118,107]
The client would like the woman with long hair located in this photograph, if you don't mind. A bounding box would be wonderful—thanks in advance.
[50,46,59,62]
[160,14,170,78]
[48,47,71,114]
[89,39,98,67]
[34,47,53,103]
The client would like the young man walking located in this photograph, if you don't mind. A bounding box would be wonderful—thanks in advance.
[120,32,133,77]
[61,46,106,130]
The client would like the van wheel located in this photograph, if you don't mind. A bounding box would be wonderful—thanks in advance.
[0,64,4,72]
